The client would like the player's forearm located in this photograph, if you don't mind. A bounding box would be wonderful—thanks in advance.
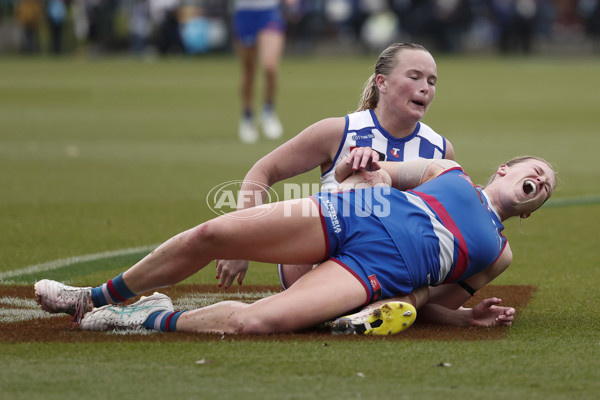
[334,158,355,183]
[237,168,276,210]
[417,303,473,326]
[237,182,269,210]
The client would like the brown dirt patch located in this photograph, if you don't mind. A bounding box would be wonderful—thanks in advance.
[0,284,535,343]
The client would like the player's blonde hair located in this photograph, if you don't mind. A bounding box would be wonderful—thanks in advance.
[356,43,431,112]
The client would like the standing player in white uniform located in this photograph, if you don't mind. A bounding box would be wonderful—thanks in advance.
[217,42,456,289]
[233,0,291,143]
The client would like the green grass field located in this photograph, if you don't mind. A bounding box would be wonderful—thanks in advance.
[1,53,599,399]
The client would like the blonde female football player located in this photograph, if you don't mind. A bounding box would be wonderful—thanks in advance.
[219,42,456,290]
[34,156,556,335]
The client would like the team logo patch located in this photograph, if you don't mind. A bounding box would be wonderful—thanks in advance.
[368,274,382,301]
[389,148,401,158]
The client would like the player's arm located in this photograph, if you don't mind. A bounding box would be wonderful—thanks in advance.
[444,139,456,161]
[238,117,345,209]
[216,118,345,288]
[418,245,515,327]
[335,155,460,191]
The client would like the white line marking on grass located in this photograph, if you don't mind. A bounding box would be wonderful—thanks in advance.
[0,244,159,282]
[0,296,59,323]
[0,309,58,323]
[0,292,279,326]
[0,297,39,308]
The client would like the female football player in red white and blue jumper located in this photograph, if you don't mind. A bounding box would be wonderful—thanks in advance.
[34,155,556,334]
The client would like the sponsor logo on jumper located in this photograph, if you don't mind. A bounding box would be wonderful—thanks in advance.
[390,148,401,158]
[351,133,375,141]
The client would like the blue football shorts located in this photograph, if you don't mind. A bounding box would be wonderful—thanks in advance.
[311,187,415,304]
[233,7,285,47]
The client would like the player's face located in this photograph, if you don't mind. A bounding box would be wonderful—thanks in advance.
[501,159,556,217]
[379,49,437,123]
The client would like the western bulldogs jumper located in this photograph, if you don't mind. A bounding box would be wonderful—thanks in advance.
[320,109,448,191]
[311,167,506,303]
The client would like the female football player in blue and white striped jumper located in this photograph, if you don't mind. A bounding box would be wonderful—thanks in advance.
[218,43,455,290]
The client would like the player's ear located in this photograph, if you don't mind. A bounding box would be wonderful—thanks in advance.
[497,164,508,177]
[376,74,387,93]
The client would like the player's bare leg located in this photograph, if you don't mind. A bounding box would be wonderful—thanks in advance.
[258,29,284,139]
[121,198,326,294]
[235,42,259,143]
[176,260,367,334]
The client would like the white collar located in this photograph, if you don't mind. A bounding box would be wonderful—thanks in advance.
[481,189,501,220]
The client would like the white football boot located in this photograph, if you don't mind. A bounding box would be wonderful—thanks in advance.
[239,117,258,143]
[34,279,93,323]
[261,109,283,139]
[80,292,174,331]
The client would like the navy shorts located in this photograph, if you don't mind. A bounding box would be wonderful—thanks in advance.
[311,187,414,304]
[233,8,285,47]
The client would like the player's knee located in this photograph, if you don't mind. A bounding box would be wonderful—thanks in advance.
[263,64,278,79]
[188,222,213,243]
[187,221,225,249]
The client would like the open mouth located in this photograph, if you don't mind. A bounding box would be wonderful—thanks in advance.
[411,100,425,107]
[523,179,537,196]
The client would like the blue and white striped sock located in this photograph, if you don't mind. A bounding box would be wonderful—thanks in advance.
[90,273,136,308]
[143,310,185,332]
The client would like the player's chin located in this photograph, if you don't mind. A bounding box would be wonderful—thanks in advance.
[407,107,427,122]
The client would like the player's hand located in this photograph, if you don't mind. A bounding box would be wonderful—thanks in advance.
[345,147,381,172]
[215,259,249,289]
[470,297,515,327]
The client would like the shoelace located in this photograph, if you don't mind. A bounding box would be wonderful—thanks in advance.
[68,295,89,330]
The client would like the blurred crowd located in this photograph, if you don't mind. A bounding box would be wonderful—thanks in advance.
[1,0,599,56]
